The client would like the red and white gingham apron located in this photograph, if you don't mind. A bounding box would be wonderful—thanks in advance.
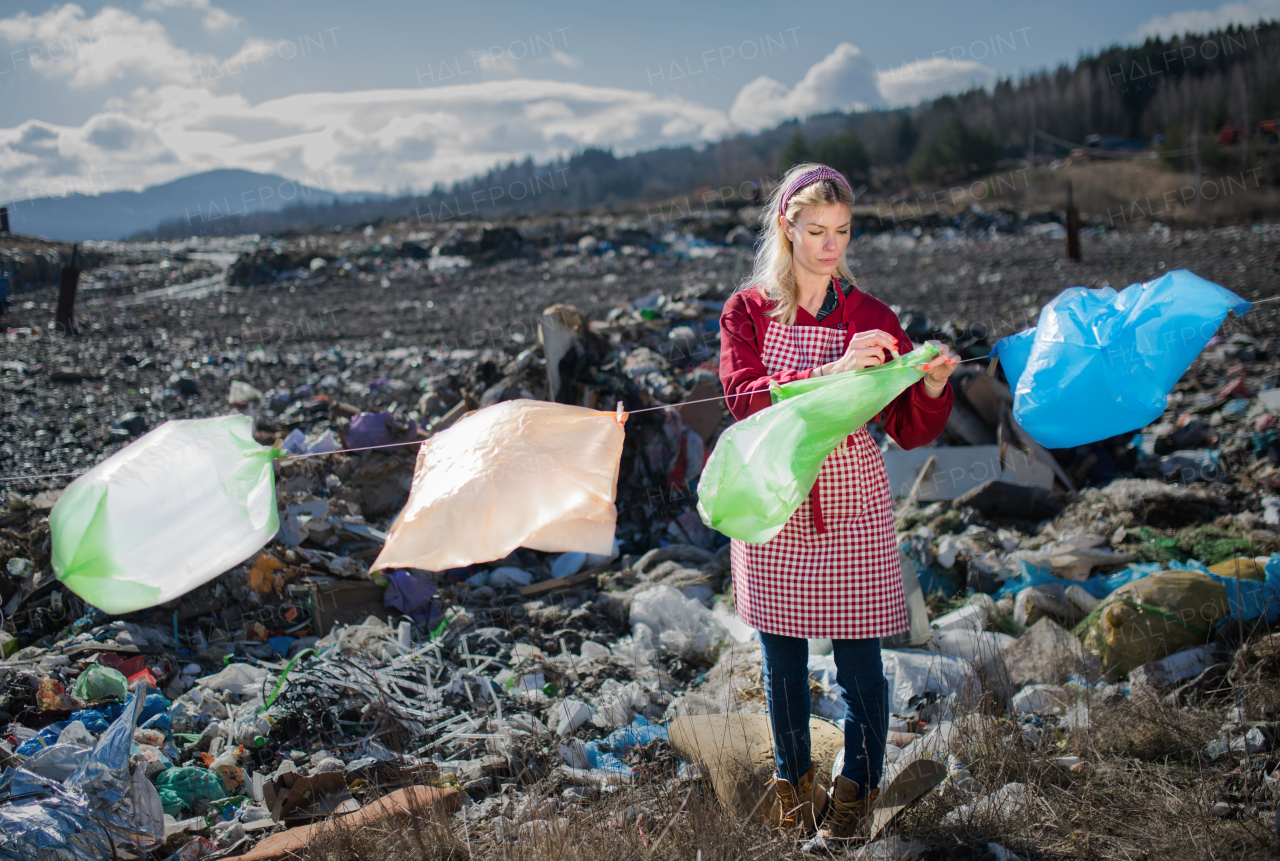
[729,320,909,640]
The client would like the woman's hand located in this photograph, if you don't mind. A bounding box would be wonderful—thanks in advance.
[816,329,900,376]
[920,340,957,398]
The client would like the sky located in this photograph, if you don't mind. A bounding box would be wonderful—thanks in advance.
[1,0,1277,201]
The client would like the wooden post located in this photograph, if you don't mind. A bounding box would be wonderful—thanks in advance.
[1194,129,1203,214]
[55,244,80,335]
[1065,180,1081,261]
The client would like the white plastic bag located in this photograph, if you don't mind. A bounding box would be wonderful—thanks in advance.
[882,650,978,716]
[629,585,726,660]
[51,415,280,614]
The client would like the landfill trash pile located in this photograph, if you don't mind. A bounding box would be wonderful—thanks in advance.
[2,214,1280,859]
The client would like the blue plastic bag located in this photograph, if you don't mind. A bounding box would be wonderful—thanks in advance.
[601,715,668,754]
[994,559,1162,600]
[1171,556,1280,624]
[993,270,1249,448]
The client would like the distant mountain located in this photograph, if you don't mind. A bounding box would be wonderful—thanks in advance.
[1,169,387,241]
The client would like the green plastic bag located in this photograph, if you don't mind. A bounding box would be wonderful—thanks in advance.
[697,344,939,543]
[51,415,281,615]
[72,664,128,703]
[155,766,229,815]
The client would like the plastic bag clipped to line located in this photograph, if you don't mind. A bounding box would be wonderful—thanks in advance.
[373,399,626,572]
[697,344,939,544]
[51,415,281,615]
[992,269,1249,449]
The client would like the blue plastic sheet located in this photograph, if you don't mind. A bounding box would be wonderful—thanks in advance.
[136,692,171,725]
[995,554,1280,626]
[916,566,956,598]
[69,710,111,734]
[994,559,1163,600]
[15,722,69,756]
[583,742,631,775]
[993,270,1249,448]
[1,686,165,861]
[1171,556,1280,624]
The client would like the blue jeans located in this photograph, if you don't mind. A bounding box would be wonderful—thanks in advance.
[759,631,888,790]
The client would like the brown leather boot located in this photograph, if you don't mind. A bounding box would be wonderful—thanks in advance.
[818,775,879,841]
[771,763,828,835]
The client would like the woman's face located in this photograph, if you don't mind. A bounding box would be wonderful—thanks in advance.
[782,202,851,281]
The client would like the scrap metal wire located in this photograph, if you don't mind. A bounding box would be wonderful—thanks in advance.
[263,647,456,752]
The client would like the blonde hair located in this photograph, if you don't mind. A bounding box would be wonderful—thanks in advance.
[742,162,857,326]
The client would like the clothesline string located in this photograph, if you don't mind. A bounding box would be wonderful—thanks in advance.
[280,353,983,460]
[0,357,982,483]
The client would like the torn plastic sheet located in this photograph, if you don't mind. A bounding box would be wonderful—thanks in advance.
[373,400,626,572]
[0,687,164,861]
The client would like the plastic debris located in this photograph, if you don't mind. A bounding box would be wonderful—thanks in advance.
[373,400,626,571]
[50,415,281,614]
[698,344,939,542]
[70,665,127,704]
[0,688,165,860]
[994,270,1249,448]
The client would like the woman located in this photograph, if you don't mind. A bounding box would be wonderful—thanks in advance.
[718,163,955,841]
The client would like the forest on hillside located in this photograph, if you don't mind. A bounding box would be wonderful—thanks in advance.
[148,21,1280,238]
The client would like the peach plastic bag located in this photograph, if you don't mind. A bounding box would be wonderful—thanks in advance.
[372,399,626,572]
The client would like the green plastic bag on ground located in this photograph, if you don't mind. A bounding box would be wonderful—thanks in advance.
[72,664,128,703]
[154,766,229,815]
[1076,570,1229,677]
[698,344,938,543]
[51,415,281,615]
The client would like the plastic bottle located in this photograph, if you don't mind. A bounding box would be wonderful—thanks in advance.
[228,715,272,748]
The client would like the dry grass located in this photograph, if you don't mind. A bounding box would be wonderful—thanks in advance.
[299,778,812,861]
[888,156,1280,231]
[1015,158,1280,230]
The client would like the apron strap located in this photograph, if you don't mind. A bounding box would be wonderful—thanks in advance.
[809,482,827,535]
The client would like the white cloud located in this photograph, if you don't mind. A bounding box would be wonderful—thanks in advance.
[876,58,998,107]
[0,11,1007,205]
[200,8,241,32]
[728,42,998,131]
[140,0,243,33]
[0,79,733,198]
[549,51,581,69]
[730,42,885,132]
[1134,0,1280,39]
[0,4,215,87]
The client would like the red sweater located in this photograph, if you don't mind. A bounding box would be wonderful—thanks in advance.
[718,283,953,449]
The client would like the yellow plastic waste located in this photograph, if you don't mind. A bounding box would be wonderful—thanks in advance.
[372,400,626,572]
[1207,557,1267,581]
[1077,571,1229,677]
